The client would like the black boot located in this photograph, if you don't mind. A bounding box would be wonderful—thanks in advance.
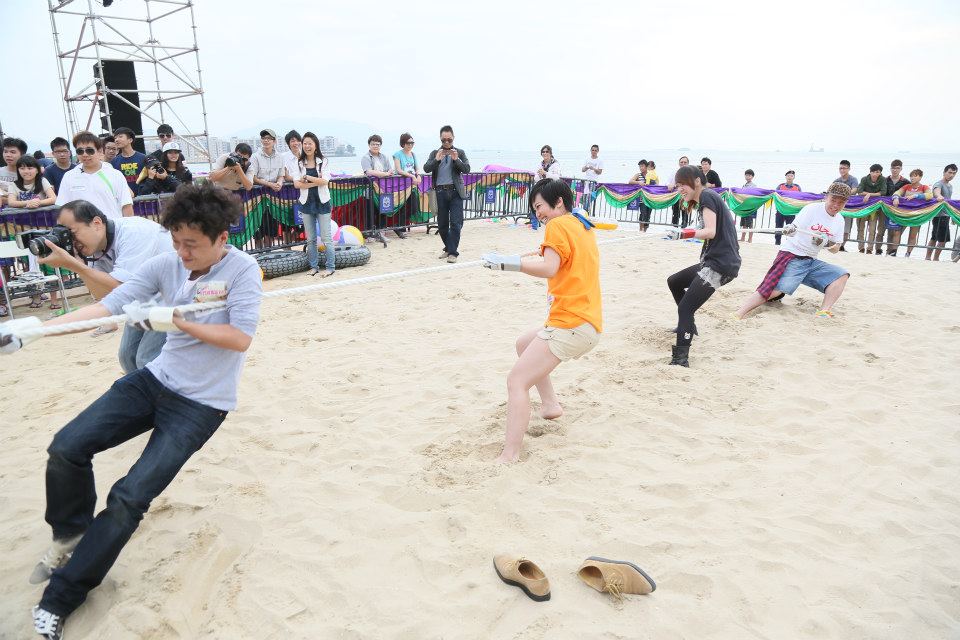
[670,321,698,336]
[670,345,690,367]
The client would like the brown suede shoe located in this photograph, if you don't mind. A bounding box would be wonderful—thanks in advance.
[577,556,656,600]
[493,555,550,601]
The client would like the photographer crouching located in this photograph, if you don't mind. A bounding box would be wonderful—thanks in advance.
[32,199,174,371]
[208,143,254,192]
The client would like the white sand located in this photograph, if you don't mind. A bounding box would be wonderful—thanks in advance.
[1,222,958,639]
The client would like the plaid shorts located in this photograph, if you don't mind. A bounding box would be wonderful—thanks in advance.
[757,251,804,298]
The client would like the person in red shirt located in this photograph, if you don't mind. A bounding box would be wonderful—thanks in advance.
[890,169,932,258]
[774,170,802,245]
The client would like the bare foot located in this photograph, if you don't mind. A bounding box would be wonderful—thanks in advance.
[539,404,563,420]
[496,449,520,464]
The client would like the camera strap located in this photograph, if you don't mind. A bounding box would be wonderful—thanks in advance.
[81,219,116,264]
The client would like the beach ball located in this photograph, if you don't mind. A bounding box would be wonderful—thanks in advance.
[333,224,364,247]
[317,219,340,251]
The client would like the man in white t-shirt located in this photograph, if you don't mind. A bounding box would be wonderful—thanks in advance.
[55,131,133,219]
[581,144,603,181]
[37,199,174,372]
[580,144,603,211]
[736,182,852,319]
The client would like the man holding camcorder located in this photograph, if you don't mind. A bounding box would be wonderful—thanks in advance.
[30,199,174,371]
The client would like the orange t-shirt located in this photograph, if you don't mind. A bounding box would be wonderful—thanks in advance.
[540,214,603,332]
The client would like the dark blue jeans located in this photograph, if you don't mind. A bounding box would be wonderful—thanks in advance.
[435,188,464,256]
[40,368,227,617]
[775,212,795,246]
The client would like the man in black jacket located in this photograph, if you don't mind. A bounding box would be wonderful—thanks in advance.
[423,125,470,263]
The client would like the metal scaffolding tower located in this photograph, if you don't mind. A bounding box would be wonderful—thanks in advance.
[47,0,211,166]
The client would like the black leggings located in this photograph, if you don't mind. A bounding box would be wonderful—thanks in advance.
[667,263,734,347]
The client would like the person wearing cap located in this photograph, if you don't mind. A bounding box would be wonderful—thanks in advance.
[137,141,193,195]
[736,182,852,320]
[248,129,289,248]
[249,129,288,192]
[148,124,180,164]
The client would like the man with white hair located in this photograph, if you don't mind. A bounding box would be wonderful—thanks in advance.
[736,182,852,319]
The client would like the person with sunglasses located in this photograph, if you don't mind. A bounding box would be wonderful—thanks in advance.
[146,124,180,165]
[391,132,421,238]
[423,125,470,262]
[55,131,133,220]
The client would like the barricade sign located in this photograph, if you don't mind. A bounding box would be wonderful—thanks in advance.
[380,193,394,214]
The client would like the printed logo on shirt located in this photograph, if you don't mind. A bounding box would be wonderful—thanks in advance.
[118,162,140,182]
[195,280,228,303]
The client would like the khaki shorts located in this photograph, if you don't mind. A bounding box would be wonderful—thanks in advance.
[538,323,600,362]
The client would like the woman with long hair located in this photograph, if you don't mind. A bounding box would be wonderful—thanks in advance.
[294,132,334,277]
[664,165,741,367]
[7,155,60,309]
[531,145,562,229]
[138,142,192,195]
[6,155,56,209]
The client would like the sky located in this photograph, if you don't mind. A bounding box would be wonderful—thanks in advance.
[2,0,958,155]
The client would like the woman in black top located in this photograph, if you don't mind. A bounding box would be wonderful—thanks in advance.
[664,166,741,366]
[139,144,193,195]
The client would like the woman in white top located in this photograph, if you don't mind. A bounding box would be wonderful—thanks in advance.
[535,145,562,181]
[531,145,562,229]
[6,155,56,209]
[293,132,335,277]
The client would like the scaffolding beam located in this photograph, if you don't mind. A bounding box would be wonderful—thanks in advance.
[47,0,212,168]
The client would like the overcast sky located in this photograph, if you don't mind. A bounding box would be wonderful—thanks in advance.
[2,0,957,154]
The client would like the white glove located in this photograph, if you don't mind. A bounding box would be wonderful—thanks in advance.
[665,227,697,241]
[811,232,829,247]
[0,317,42,355]
[122,300,180,332]
[781,223,798,237]
[480,252,522,272]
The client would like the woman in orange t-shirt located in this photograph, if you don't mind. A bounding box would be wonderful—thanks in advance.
[481,179,602,463]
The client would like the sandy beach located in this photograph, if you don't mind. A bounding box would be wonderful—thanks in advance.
[1,221,958,639]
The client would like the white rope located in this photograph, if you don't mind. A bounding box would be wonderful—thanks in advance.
[13,233,661,340]
[752,227,817,236]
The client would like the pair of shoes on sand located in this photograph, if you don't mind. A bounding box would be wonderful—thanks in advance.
[493,554,655,602]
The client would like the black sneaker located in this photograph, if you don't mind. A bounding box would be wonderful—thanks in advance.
[32,606,64,640]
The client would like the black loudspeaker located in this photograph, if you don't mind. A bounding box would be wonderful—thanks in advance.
[93,60,144,153]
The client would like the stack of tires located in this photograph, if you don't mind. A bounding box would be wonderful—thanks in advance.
[256,245,372,279]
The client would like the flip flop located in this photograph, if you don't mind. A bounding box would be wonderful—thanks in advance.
[320,270,335,278]
[29,300,44,309]
[49,303,62,310]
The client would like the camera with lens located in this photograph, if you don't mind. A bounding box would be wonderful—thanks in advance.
[146,158,165,173]
[223,152,246,168]
[16,225,74,258]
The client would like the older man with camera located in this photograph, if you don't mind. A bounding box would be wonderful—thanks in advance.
[35,199,174,372]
